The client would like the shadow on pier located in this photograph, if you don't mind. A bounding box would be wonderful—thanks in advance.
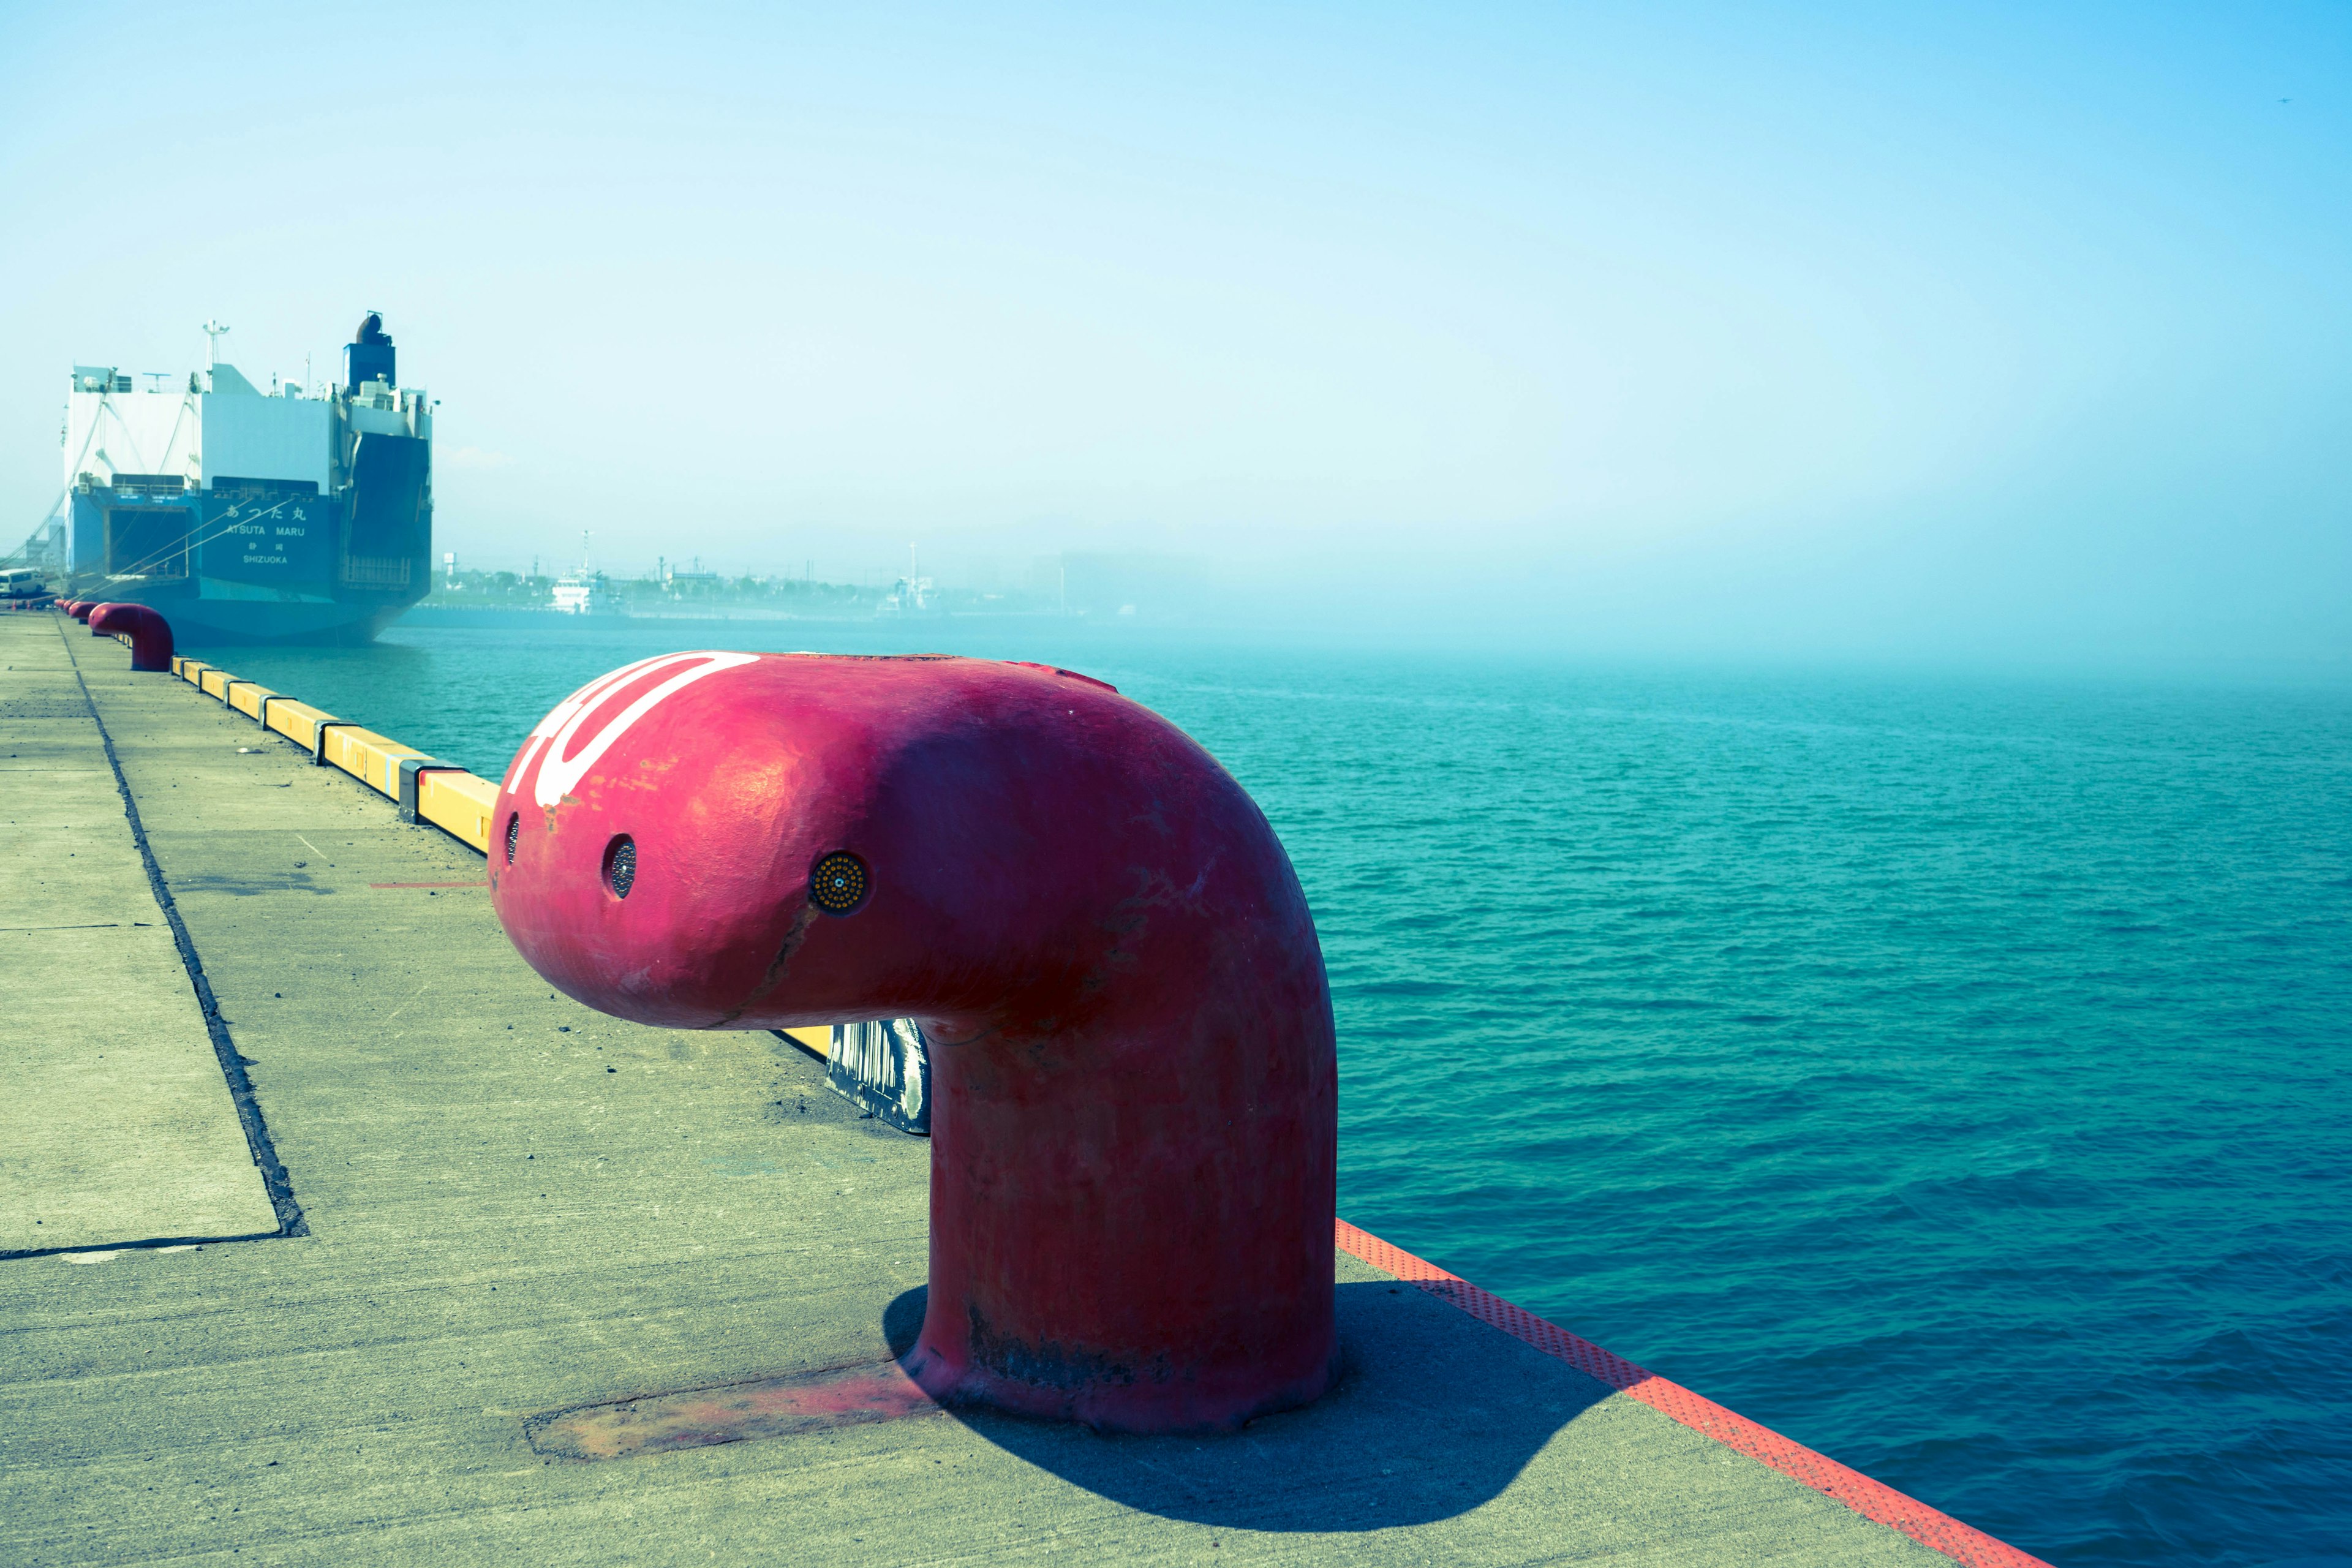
[883,1282,1610,1531]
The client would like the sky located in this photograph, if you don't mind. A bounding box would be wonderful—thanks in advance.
[1,1,2346,669]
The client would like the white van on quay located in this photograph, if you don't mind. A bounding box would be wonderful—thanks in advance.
[0,567,53,602]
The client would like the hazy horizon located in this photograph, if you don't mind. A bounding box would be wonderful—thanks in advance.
[3,2,2345,672]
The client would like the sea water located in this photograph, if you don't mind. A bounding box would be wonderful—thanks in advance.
[214,620,2352,1566]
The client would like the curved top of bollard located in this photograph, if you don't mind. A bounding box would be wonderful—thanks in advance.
[487,652,1337,1433]
[89,601,175,671]
[488,652,1324,1039]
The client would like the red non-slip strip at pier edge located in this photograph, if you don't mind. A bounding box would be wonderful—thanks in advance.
[1332,1219,2049,1568]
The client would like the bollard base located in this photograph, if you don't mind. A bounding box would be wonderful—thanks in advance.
[900,1331,1340,1435]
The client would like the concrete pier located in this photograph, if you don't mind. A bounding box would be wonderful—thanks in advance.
[1,625,278,1255]
[1,611,2022,1566]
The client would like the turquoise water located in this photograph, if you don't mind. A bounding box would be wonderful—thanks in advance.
[210,621,2352,1566]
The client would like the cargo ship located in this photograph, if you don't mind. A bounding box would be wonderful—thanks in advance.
[48,312,432,644]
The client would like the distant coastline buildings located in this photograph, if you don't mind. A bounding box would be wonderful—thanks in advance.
[412,549,1211,623]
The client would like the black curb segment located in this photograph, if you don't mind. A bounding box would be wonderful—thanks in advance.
[312,720,361,764]
[398,756,468,824]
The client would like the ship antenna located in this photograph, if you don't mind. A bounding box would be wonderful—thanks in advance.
[200,320,231,367]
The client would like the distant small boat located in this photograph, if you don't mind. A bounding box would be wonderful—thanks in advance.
[876,544,940,617]
[547,529,627,616]
[549,570,627,617]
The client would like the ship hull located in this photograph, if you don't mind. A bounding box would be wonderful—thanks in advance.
[64,586,414,646]
[62,457,428,646]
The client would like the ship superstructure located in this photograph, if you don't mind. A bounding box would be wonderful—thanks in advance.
[54,312,432,643]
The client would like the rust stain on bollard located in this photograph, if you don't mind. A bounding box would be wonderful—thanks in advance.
[526,1358,943,1460]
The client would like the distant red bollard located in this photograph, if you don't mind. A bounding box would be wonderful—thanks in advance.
[69,600,96,622]
[488,653,1338,1432]
[89,603,174,671]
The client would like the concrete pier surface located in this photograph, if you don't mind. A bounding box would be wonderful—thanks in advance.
[1,611,2025,1567]
[0,619,279,1255]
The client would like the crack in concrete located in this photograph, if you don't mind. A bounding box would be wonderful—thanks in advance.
[61,622,308,1240]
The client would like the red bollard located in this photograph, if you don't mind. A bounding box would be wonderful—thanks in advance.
[89,603,174,671]
[488,653,1338,1432]
[85,601,120,633]
[69,600,96,622]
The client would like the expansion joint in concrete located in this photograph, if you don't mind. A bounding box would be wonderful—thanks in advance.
[61,623,309,1240]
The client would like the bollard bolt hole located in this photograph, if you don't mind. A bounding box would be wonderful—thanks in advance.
[809,851,870,914]
[603,835,637,899]
[504,812,520,864]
